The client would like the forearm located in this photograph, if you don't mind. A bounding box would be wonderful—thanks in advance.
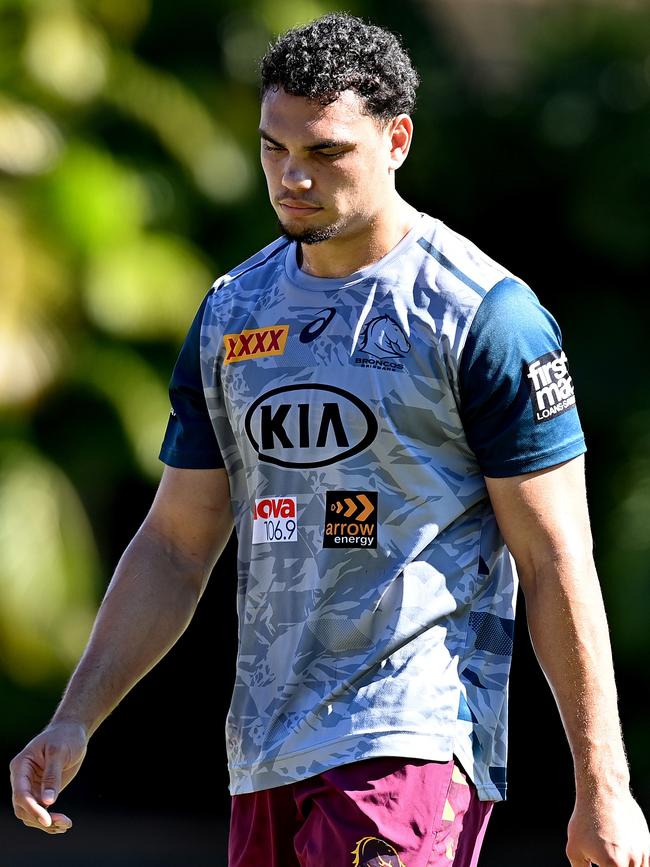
[50,525,210,738]
[522,554,629,797]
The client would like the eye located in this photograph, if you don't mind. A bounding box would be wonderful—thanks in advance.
[319,150,344,158]
[262,143,284,152]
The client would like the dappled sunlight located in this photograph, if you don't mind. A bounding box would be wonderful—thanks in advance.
[44,142,148,253]
[0,198,69,406]
[0,444,99,686]
[0,97,64,176]
[74,344,170,481]
[106,50,252,202]
[221,11,273,84]
[0,0,647,801]
[89,0,152,43]
[23,2,109,103]
[84,232,214,341]
[603,410,650,659]
[256,0,332,35]
[0,318,63,407]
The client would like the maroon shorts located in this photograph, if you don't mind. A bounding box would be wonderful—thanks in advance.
[228,756,494,867]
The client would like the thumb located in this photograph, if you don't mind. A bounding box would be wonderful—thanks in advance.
[41,758,63,805]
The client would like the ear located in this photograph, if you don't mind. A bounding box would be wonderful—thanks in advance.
[387,114,413,171]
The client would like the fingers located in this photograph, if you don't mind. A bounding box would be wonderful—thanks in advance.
[565,842,590,866]
[10,759,51,827]
[40,743,64,807]
[13,802,72,834]
[10,751,70,833]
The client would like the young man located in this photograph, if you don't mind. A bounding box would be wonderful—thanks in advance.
[10,13,650,867]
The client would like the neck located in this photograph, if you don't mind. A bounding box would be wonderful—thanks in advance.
[297,198,421,278]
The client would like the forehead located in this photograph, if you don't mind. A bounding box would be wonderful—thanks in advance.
[260,87,379,142]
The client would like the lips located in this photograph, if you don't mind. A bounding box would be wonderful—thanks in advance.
[279,200,321,211]
[280,204,321,219]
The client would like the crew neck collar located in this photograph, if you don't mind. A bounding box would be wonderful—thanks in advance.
[284,212,428,292]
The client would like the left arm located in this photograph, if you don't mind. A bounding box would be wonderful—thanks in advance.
[485,455,650,867]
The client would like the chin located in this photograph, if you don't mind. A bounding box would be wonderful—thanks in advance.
[276,218,342,245]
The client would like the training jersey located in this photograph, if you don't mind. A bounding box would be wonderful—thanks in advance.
[160,211,586,801]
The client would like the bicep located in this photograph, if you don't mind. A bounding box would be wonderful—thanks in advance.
[142,465,233,574]
[484,455,594,592]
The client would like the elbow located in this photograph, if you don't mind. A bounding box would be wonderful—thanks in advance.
[515,540,597,604]
[133,522,214,599]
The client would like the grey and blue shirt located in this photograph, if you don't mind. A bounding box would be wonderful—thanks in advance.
[160,212,586,801]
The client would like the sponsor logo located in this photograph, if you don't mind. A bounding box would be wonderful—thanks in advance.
[223,325,289,365]
[354,357,404,372]
[351,836,406,867]
[355,315,410,372]
[526,349,576,424]
[323,491,377,549]
[252,496,297,544]
[244,384,378,469]
[299,307,336,343]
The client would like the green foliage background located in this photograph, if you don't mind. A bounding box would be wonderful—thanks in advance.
[1,0,649,798]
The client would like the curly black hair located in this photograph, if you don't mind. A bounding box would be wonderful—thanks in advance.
[259,12,420,125]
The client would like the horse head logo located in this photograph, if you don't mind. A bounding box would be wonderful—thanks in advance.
[359,315,410,359]
[351,836,407,867]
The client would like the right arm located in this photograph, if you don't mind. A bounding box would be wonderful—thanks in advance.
[9,465,233,833]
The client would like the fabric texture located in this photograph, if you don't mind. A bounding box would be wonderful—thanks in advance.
[159,212,586,800]
[228,755,493,867]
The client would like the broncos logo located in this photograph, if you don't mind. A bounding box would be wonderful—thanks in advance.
[351,835,407,867]
[359,315,411,359]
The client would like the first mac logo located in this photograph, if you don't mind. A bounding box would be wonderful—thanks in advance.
[244,384,378,469]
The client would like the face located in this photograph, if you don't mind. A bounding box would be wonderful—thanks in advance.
[259,87,407,245]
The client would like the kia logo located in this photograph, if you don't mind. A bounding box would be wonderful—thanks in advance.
[244,384,378,469]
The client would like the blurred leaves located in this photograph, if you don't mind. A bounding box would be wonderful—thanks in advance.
[0,443,98,685]
[74,342,174,480]
[84,233,213,340]
[0,194,69,404]
[23,2,109,103]
[604,411,650,656]
[0,0,649,761]
[0,0,246,689]
[43,142,147,251]
[106,48,253,202]
[0,95,64,175]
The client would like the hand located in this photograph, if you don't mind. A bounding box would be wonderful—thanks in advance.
[566,788,650,866]
[9,721,89,834]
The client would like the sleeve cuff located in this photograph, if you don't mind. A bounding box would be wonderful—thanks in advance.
[481,438,586,479]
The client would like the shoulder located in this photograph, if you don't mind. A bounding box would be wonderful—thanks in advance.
[419,218,522,303]
[210,235,291,298]
[463,276,562,368]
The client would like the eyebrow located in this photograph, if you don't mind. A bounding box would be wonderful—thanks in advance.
[258,128,353,151]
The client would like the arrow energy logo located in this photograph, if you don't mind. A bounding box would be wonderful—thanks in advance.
[526,349,576,424]
[323,491,377,549]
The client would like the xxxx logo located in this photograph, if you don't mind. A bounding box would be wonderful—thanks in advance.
[223,325,289,365]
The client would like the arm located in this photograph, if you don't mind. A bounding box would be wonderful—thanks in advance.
[485,456,650,867]
[10,465,233,833]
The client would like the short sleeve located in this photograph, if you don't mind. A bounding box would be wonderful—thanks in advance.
[458,277,586,478]
[159,291,225,470]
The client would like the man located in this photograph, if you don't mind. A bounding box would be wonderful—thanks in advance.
[9,12,650,867]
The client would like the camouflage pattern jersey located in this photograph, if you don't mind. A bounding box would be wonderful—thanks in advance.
[160,211,586,800]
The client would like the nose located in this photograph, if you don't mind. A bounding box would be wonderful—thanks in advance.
[281,158,313,191]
